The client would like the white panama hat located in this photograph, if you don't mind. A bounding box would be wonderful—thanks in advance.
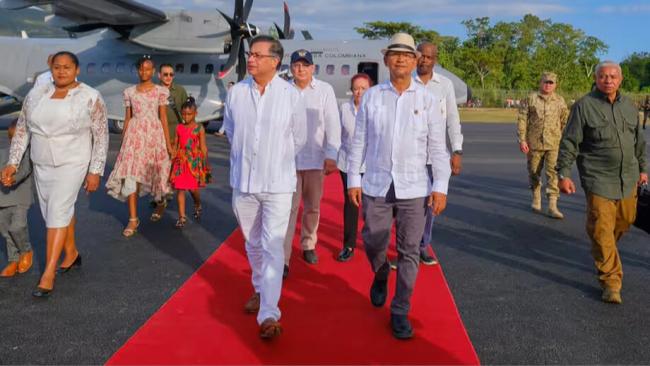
[381,32,419,56]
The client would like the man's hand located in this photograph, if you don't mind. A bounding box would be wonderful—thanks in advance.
[639,173,649,187]
[519,142,530,154]
[428,192,447,216]
[84,173,101,194]
[559,177,577,194]
[348,187,362,208]
[323,159,338,175]
[451,154,462,176]
[1,165,17,187]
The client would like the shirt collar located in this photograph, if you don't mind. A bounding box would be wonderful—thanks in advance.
[413,71,441,85]
[292,77,317,90]
[380,78,417,93]
[250,73,280,91]
[592,88,622,104]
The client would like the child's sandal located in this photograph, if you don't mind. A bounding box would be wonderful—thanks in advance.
[193,204,202,220]
[175,216,187,229]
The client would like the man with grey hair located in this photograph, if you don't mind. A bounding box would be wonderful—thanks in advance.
[557,60,647,304]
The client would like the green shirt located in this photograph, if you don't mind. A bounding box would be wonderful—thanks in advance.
[164,83,188,139]
[557,89,647,200]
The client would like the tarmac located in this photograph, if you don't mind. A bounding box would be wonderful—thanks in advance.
[0,117,649,364]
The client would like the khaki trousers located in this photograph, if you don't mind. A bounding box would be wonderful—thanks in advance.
[527,149,559,198]
[585,193,637,291]
[283,170,324,265]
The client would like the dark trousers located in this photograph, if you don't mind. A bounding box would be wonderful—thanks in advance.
[362,184,427,315]
[340,171,361,248]
[644,110,649,129]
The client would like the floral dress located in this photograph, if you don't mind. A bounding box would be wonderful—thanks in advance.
[106,85,172,202]
[170,124,211,190]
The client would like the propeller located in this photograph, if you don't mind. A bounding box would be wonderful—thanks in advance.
[273,2,294,40]
[218,0,259,81]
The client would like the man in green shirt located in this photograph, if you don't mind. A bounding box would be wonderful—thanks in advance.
[557,61,648,304]
[150,63,188,220]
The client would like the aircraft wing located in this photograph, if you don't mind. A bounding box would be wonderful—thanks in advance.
[1,0,167,26]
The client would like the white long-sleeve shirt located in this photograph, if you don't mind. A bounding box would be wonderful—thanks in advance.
[413,72,463,152]
[224,75,307,194]
[337,99,364,173]
[347,79,451,199]
[292,78,341,170]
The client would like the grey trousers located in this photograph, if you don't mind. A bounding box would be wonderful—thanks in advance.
[362,184,427,315]
[0,206,32,262]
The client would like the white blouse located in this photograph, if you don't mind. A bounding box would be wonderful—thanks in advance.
[336,100,365,173]
[9,82,109,175]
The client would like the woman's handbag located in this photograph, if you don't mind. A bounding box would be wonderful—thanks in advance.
[634,184,650,234]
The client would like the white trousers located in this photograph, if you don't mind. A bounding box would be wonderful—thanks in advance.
[232,189,292,324]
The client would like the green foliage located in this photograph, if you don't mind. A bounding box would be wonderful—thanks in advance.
[354,15,609,93]
[620,52,650,92]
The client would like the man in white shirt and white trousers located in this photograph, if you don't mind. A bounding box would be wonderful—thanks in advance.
[413,42,464,266]
[223,35,307,340]
[347,33,451,340]
[283,49,341,272]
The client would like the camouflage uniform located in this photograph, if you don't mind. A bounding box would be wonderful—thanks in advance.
[517,73,569,215]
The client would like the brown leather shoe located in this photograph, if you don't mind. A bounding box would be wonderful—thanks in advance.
[259,318,282,339]
[1,262,19,277]
[244,292,260,314]
[18,251,33,273]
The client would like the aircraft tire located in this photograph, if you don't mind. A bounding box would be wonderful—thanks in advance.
[110,119,124,134]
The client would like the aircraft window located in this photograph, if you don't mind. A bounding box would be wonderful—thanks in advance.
[191,64,199,74]
[314,65,320,75]
[176,64,185,73]
[116,63,126,73]
[101,63,111,73]
[87,63,96,74]
[205,64,214,74]
[341,64,350,76]
[326,65,335,75]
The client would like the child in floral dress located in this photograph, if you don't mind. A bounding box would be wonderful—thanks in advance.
[170,97,210,228]
[106,56,173,236]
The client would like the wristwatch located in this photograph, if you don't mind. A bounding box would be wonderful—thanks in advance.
[453,150,463,156]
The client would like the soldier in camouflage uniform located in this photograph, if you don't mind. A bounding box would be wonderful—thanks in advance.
[517,72,569,219]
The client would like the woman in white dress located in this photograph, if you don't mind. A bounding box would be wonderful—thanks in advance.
[1,51,109,297]
[336,73,371,262]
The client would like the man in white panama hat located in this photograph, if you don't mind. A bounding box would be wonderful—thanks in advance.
[346,32,451,339]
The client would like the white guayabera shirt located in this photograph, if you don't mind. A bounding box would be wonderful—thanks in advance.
[347,79,451,199]
[291,77,341,170]
[413,71,463,152]
[224,74,307,194]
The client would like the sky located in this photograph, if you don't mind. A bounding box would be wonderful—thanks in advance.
[139,0,649,62]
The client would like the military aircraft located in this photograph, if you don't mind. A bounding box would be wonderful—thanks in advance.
[0,0,469,132]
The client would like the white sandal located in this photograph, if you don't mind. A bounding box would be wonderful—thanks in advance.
[122,218,140,237]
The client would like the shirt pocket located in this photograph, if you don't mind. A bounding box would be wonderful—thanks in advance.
[585,116,617,148]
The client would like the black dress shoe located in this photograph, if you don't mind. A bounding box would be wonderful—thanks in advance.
[391,313,413,339]
[419,250,438,266]
[32,287,53,298]
[303,249,318,264]
[57,254,82,274]
[337,247,354,262]
[283,264,289,279]
[370,276,388,307]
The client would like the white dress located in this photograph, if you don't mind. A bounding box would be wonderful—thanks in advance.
[9,83,109,228]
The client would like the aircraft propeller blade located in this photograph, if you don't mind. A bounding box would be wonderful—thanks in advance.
[282,2,292,39]
[274,22,285,39]
[236,42,247,81]
[242,0,253,22]
[217,0,258,80]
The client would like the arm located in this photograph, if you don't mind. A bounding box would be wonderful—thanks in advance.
[2,103,30,184]
[199,126,208,158]
[291,94,308,157]
[88,95,109,176]
[346,94,369,207]
[223,91,234,144]
[322,86,342,174]
[517,97,529,153]
[445,82,463,152]
[559,98,570,131]
[636,111,647,178]
[556,103,584,194]
[158,87,172,154]
[122,89,132,136]
[428,95,452,215]
[12,154,32,186]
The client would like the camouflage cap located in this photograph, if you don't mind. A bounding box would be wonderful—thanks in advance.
[541,72,557,83]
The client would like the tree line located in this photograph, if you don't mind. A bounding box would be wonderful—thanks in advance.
[355,15,649,95]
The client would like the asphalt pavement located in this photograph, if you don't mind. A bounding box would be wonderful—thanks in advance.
[0,120,649,364]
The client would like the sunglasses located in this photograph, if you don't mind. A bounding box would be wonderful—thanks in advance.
[162,72,174,77]
[543,80,555,84]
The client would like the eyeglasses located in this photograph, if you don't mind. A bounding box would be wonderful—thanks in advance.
[386,52,416,59]
[245,52,276,59]
[162,72,174,77]
[543,80,555,84]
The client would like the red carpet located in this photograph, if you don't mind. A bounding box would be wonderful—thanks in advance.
[107,174,479,365]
